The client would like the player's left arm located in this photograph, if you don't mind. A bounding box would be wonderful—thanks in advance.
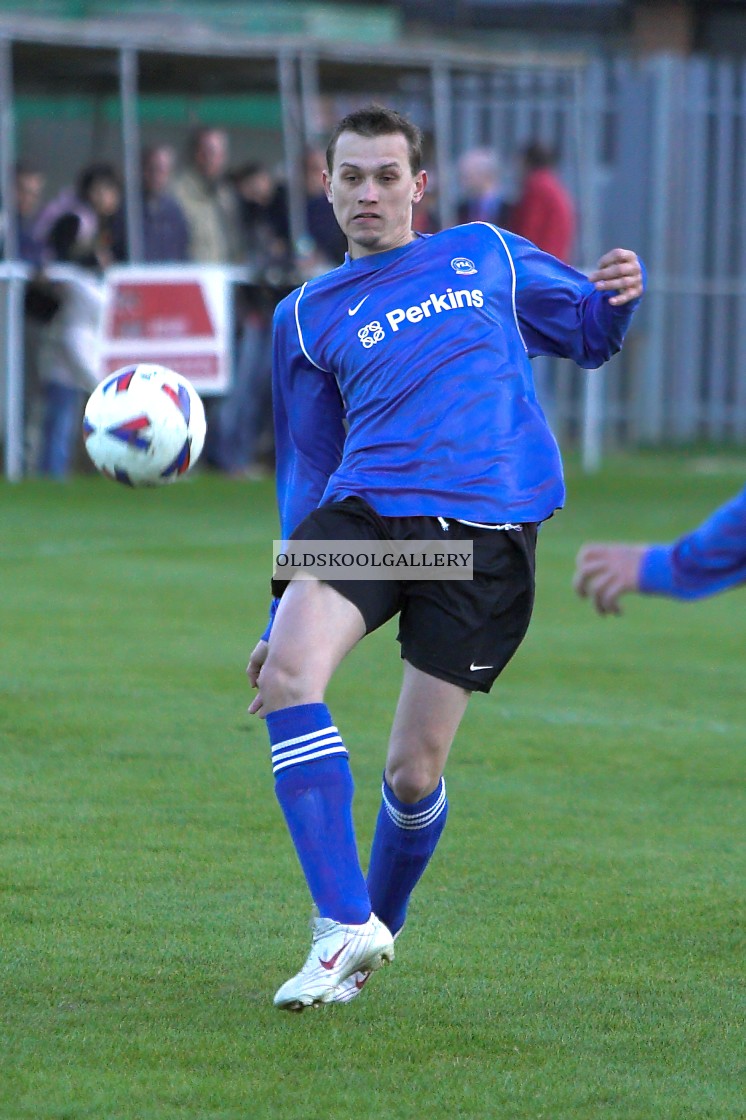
[587,248,644,307]
[507,233,645,368]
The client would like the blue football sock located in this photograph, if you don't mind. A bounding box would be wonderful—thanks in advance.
[366,776,449,936]
[267,702,371,926]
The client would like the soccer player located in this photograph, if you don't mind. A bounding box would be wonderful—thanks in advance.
[246,105,645,1011]
[574,483,746,614]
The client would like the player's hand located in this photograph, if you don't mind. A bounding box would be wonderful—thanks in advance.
[573,543,647,615]
[588,248,644,306]
[247,639,269,716]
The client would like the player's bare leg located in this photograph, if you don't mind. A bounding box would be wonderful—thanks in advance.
[251,576,366,715]
[385,662,470,802]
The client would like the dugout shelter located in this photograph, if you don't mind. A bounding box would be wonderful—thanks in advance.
[0,12,590,481]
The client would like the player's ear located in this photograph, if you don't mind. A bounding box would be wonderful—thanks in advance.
[412,169,427,205]
[322,168,333,202]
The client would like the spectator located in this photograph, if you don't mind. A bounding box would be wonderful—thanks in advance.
[507,140,575,263]
[303,147,347,269]
[209,283,276,478]
[233,161,291,281]
[456,147,509,226]
[112,144,189,262]
[9,162,49,473]
[39,162,124,268]
[506,142,577,432]
[36,215,106,479]
[172,128,244,462]
[574,484,746,614]
[14,161,47,267]
[172,127,243,263]
[208,162,290,476]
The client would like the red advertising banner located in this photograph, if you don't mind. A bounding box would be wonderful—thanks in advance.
[100,265,233,393]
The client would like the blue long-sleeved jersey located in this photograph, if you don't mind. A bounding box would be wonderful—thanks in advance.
[640,483,746,600]
[271,224,641,543]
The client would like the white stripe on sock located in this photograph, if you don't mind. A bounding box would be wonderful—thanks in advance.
[270,724,339,752]
[272,734,345,764]
[382,780,447,830]
[272,744,349,773]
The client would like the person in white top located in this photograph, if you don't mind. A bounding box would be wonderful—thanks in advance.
[37,215,106,478]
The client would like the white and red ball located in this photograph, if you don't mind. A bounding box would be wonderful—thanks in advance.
[83,364,206,487]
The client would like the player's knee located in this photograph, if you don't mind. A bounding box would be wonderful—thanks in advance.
[258,655,317,712]
[387,760,442,805]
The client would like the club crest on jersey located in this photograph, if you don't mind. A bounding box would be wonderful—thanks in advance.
[358,321,385,348]
[451,256,477,276]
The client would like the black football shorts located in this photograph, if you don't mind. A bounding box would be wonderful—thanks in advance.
[272,496,537,693]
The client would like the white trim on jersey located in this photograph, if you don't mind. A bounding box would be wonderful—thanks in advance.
[478,221,529,354]
[294,283,331,372]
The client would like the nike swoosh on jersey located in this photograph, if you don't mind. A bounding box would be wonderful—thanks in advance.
[469,662,494,671]
[348,296,369,316]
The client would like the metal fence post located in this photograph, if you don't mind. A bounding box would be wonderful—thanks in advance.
[575,62,604,472]
[278,51,308,253]
[637,54,675,444]
[735,60,746,441]
[119,46,143,264]
[431,63,456,231]
[0,36,24,482]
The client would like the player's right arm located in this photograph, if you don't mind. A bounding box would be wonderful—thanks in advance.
[272,293,346,543]
[257,292,346,646]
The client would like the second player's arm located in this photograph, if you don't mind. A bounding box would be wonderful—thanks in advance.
[574,483,746,613]
[639,483,746,600]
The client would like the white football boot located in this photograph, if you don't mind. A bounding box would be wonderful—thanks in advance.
[273,913,394,1011]
[328,926,403,1004]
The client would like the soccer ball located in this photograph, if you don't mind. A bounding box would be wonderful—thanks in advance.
[83,364,207,487]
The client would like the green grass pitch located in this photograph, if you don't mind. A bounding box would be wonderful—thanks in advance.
[1,453,744,1120]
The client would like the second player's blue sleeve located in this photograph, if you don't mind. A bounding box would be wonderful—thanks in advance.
[505,232,644,368]
[639,484,746,600]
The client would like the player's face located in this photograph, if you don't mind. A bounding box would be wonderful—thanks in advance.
[323,131,426,259]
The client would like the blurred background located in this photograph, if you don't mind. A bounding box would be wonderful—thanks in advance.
[1,0,745,481]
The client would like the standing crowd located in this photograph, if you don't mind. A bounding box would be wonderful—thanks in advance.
[2,126,575,480]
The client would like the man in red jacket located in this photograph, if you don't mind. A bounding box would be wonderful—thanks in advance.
[509,141,575,263]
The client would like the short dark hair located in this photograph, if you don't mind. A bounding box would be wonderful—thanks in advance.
[326,104,423,175]
[522,141,558,171]
[188,125,226,157]
[231,161,268,183]
[15,159,43,179]
[77,162,121,202]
